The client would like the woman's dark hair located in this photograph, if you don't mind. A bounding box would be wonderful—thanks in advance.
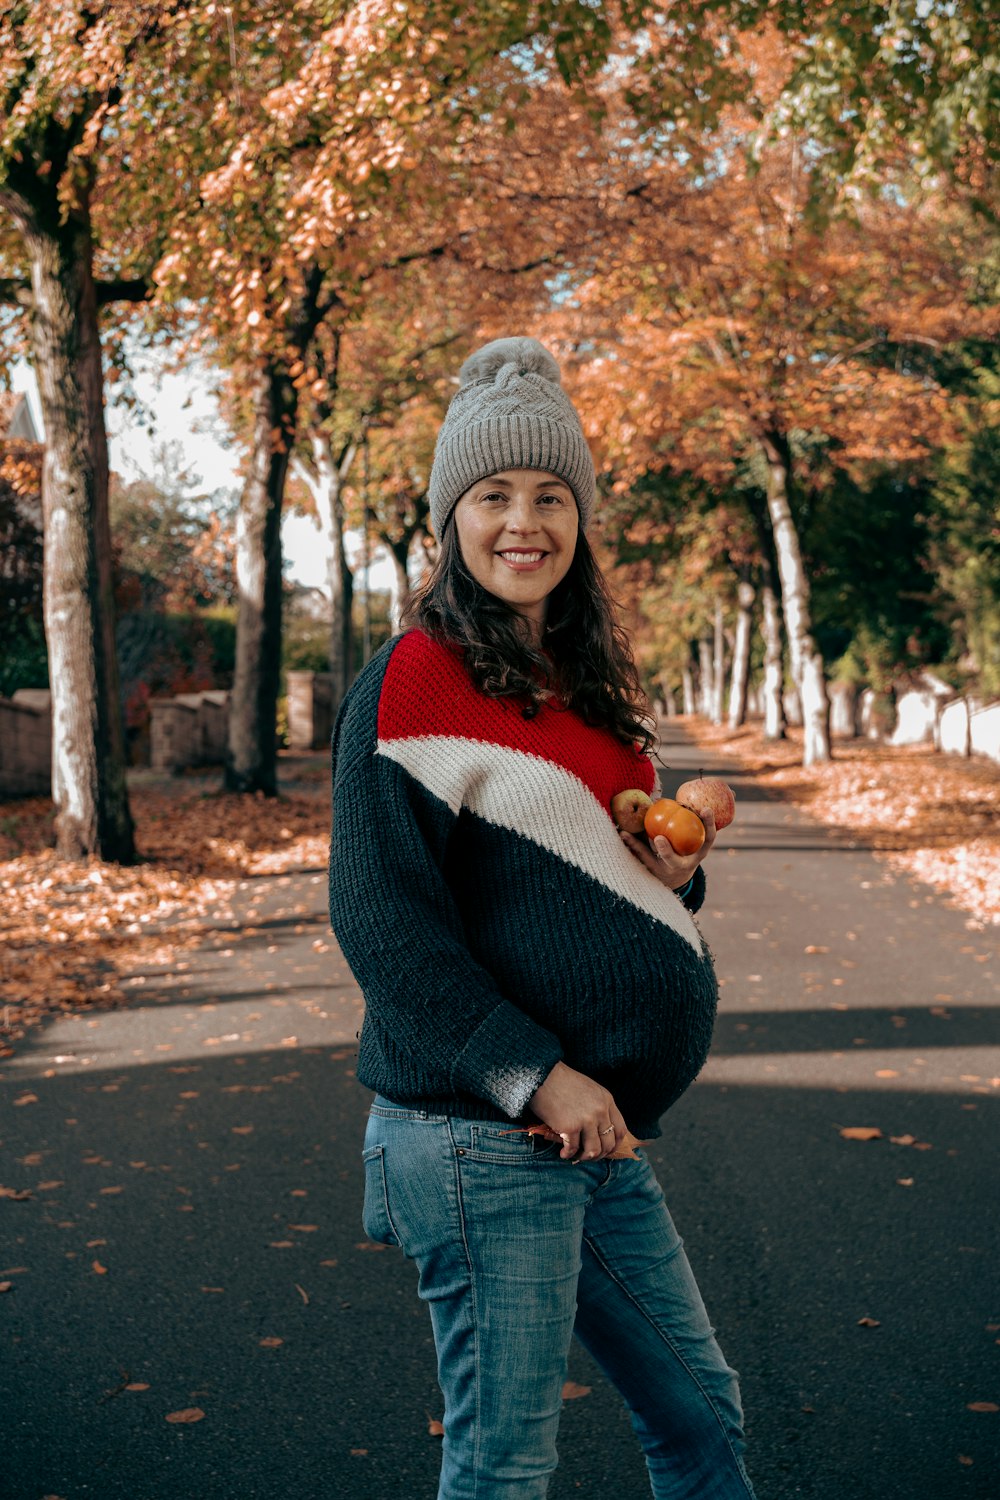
[400,514,656,753]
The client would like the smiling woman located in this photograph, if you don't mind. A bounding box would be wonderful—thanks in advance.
[328,336,755,1500]
[453,469,579,636]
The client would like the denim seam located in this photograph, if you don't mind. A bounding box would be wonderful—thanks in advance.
[581,1232,755,1497]
[446,1117,482,1499]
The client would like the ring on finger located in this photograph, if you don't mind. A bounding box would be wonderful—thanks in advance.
[600,1126,614,1136]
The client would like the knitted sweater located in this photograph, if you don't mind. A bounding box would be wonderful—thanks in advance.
[328,627,718,1139]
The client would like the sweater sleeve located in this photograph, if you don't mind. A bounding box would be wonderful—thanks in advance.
[328,642,564,1118]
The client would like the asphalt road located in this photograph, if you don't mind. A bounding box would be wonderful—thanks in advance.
[2,726,998,1500]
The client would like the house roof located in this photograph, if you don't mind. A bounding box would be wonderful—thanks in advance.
[0,393,41,443]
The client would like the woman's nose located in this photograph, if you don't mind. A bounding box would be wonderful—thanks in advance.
[505,505,540,533]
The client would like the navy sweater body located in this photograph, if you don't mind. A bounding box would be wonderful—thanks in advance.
[328,628,718,1138]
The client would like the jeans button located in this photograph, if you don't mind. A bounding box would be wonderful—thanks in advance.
[456,1148,466,1156]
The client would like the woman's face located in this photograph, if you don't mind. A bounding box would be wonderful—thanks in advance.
[451,469,579,636]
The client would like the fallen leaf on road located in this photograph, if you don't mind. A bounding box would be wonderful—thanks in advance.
[428,1417,445,1437]
[890,1134,917,1146]
[269,1241,294,1249]
[875,1070,899,1079]
[13,1093,38,1107]
[231,1126,253,1135]
[839,1127,883,1141]
[350,1449,368,1456]
[92,1260,108,1275]
[99,1186,123,1195]
[288,1224,318,1233]
[0,1187,32,1200]
[958,1455,973,1466]
[804,945,830,954]
[354,1242,387,1252]
[295,1283,309,1305]
[0,1282,12,1293]
[37,1180,64,1191]
[967,1402,999,1413]
[125,1382,150,1391]
[857,1317,881,1328]
[562,1381,592,1399]
[165,1407,205,1423]
[259,1337,283,1348]
[897,1178,915,1187]
[201,1286,224,1293]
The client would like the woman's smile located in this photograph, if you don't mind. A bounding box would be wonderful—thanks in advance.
[453,469,580,637]
[495,547,550,571]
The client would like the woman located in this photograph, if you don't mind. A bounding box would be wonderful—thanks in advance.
[328,336,756,1500]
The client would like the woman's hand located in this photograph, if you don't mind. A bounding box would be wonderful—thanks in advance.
[618,808,716,892]
[526,1061,628,1162]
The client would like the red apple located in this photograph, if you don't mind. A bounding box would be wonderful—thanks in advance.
[610,788,653,835]
[675,775,736,831]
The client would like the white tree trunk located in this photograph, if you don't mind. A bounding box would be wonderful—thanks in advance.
[760,575,786,741]
[681,666,696,716]
[727,576,755,729]
[711,598,726,725]
[761,431,830,764]
[697,636,713,717]
[294,430,356,708]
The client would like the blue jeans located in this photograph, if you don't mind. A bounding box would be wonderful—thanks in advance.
[362,1098,757,1500]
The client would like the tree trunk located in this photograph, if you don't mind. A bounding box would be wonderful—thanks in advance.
[681,663,696,716]
[385,536,412,633]
[727,572,755,729]
[759,429,830,764]
[297,429,355,711]
[760,570,786,741]
[711,598,725,725]
[3,181,135,861]
[697,635,713,717]
[226,361,298,794]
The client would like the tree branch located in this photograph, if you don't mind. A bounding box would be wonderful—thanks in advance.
[0,277,33,308]
[95,277,152,305]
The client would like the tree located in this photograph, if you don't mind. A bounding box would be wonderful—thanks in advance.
[559,99,992,760]
[0,0,282,857]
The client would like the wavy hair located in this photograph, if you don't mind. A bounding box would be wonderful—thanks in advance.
[400,517,656,753]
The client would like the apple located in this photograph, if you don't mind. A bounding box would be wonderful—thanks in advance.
[643,798,706,855]
[610,788,653,835]
[675,775,736,831]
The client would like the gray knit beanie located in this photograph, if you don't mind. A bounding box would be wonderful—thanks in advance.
[428,335,596,540]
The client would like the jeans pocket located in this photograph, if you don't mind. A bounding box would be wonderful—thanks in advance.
[361,1144,401,1246]
[464,1122,562,1163]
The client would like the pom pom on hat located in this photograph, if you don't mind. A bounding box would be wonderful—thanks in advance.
[458,336,563,389]
[428,335,595,539]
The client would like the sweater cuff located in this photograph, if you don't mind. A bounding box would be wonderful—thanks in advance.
[680,864,706,914]
[451,1003,564,1119]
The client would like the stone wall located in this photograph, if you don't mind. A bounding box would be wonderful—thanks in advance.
[0,689,51,796]
[149,690,230,771]
[286,671,335,751]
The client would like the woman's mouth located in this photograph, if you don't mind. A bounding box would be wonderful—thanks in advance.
[496,549,549,572]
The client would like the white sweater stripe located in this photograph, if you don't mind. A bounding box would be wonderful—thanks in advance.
[377,734,703,955]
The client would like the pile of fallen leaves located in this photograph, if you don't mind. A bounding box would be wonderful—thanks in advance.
[0,758,332,1046]
[683,718,999,928]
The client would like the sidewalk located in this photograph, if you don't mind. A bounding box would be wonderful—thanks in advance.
[2,722,998,1499]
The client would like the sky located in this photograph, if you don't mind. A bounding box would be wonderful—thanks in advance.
[9,353,394,595]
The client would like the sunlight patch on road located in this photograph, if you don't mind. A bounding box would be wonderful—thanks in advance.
[699,1047,1000,1094]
